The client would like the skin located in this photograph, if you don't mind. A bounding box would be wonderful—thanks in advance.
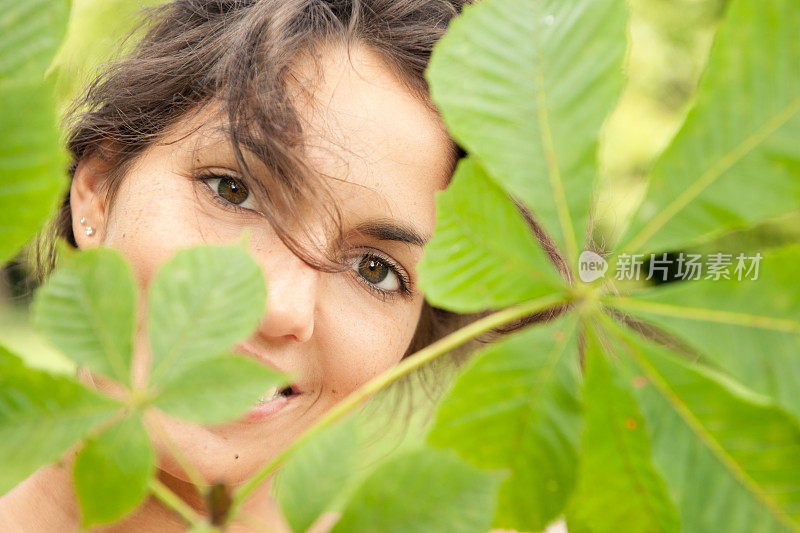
[0,43,454,531]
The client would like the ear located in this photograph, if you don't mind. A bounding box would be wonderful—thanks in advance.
[70,156,109,249]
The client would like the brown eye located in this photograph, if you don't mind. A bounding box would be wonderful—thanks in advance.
[217,177,249,205]
[358,257,390,285]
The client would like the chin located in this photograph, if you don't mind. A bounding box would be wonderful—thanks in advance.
[143,396,312,487]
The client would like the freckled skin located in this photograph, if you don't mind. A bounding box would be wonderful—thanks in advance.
[0,44,454,530]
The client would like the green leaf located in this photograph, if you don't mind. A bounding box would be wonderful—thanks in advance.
[47,0,164,116]
[428,316,582,531]
[0,345,120,496]
[418,157,565,312]
[609,245,800,420]
[566,324,679,533]
[618,0,800,253]
[73,415,154,527]
[273,419,361,533]
[330,447,501,533]
[150,353,286,424]
[607,319,800,532]
[0,0,69,265]
[273,381,445,533]
[147,244,266,387]
[32,247,137,385]
[427,0,627,261]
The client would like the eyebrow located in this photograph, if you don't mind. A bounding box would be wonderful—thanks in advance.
[352,219,430,247]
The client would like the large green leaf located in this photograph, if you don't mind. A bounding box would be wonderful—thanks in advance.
[618,0,800,253]
[330,447,501,533]
[608,245,800,420]
[32,247,137,385]
[418,157,565,312]
[607,319,800,532]
[428,316,582,531]
[0,345,120,496]
[273,419,361,533]
[73,415,154,527]
[0,0,69,265]
[273,380,443,533]
[147,244,266,387]
[566,323,679,533]
[427,0,627,262]
[150,353,286,425]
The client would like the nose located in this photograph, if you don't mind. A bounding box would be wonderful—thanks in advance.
[251,239,318,344]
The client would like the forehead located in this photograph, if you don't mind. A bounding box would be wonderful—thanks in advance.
[288,43,454,220]
[151,43,454,240]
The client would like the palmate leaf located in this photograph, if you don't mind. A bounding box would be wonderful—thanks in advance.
[73,415,154,527]
[428,315,582,532]
[329,448,501,533]
[418,157,565,312]
[605,318,800,532]
[0,0,69,265]
[147,244,266,388]
[427,0,627,262]
[32,247,137,385]
[617,0,800,254]
[150,352,286,425]
[608,245,800,420]
[0,345,120,496]
[566,323,679,533]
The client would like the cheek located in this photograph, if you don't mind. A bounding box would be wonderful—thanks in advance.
[101,172,243,289]
[318,293,423,396]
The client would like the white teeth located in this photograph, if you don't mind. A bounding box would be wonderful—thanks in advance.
[258,386,281,404]
[257,386,294,404]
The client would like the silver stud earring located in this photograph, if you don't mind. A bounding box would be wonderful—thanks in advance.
[80,216,95,236]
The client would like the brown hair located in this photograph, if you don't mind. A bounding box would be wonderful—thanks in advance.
[36,0,567,371]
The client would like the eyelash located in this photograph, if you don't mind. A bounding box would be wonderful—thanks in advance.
[192,170,414,302]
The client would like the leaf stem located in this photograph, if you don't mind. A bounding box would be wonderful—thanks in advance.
[148,476,205,527]
[227,291,568,519]
[604,295,800,333]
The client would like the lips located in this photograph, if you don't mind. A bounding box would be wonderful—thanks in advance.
[233,342,301,421]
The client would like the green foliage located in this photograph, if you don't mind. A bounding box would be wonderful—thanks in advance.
[617,0,800,253]
[566,325,679,533]
[273,419,361,533]
[427,0,628,262]
[609,321,800,532]
[330,448,501,533]
[0,0,69,264]
[47,0,165,115]
[0,345,120,495]
[147,244,267,387]
[33,247,137,384]
[1,244,277,526]
[611,246,800,420]
[73,415,154,527]
[428,316,582,531]
[418,157,566,312]
[2,0,799,530]
[150,352,285,424]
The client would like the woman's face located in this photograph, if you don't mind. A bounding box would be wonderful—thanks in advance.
[70,44,454,487]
